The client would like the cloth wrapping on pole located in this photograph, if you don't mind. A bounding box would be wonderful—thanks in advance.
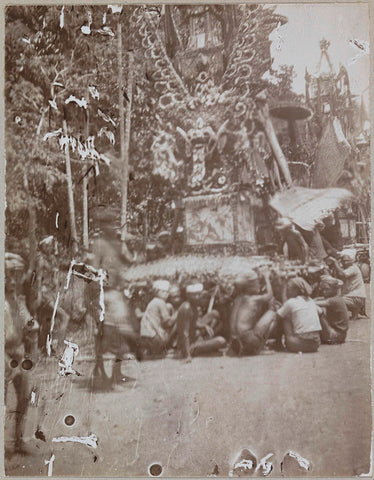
[312,117,351,188]
[269,186,353,231]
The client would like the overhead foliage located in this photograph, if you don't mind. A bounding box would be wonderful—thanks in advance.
[6,5,301,249]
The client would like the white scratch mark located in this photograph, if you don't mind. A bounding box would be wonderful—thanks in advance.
[287,451,310,471]
[98,268,105,323]
[81,12,93,36]
[43,128,62,141]
[65,95,88,109]
[97,108,117,127]
[55,212,59,229]
[234,459,254,471]
[88,85,100,101]
[30,386,39,406]
[46,292,60,357]
[256,453,274,476]
[59,6,64,29]
[81,25,91,35]
[58,340,80,376]
[45,453,55,477]
[98,127,115,145]
[52,433,98,448]
[48,99,58,110]
[65,259,76,290]
[108,4,123,14]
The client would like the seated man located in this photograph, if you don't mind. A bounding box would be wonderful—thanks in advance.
[327,249,366,320]
[177,281,226,362]
[276,277,321,353]
[140,280,176,356]
[164,283,184,349]
[314,275,349,344]
[229,269,276,356]
[196,289,223,339]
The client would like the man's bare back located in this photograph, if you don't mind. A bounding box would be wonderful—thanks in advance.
[230,295,267,337]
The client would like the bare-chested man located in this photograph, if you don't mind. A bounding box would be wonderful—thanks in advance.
[229,269,276,356]
[176,281,226,362]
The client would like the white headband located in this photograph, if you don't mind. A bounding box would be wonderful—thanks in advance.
[341,249,356,261]
[186,283,203,293]
[153,280,170,292]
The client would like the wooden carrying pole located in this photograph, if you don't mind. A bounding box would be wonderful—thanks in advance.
[63,117,78,253]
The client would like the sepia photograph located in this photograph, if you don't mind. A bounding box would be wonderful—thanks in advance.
[3,2,372,477]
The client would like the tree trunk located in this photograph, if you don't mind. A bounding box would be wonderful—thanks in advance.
[82,106,89,251]
[119,17,134,251]
[23,171,37,271]
[62,118,78,254]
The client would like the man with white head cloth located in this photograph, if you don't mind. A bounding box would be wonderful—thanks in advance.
[176,281,226,362]
[140,279,177,355]
[327,249,366,320]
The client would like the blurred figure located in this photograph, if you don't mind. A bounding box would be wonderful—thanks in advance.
[301,223,327,263]
[322,212,343,251]
[275,218,309,263]
[90,208,128,286]
[5,253,33,455]
[93,284,141,389]
[24,237,69,353]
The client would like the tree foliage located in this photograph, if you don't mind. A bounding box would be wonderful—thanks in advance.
[5,5,300,252]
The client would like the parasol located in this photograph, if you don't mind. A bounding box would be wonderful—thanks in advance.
[269,186,353,231]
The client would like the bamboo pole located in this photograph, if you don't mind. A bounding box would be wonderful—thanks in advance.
[257,100,293,188]
[62,118,78,254]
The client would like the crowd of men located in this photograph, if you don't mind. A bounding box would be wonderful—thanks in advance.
[4,212,368,454]
[138,245,366,361]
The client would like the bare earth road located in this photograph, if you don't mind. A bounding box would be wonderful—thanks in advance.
[5,290,372,477]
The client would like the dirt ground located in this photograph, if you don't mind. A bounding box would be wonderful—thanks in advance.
[4,288,372,477]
